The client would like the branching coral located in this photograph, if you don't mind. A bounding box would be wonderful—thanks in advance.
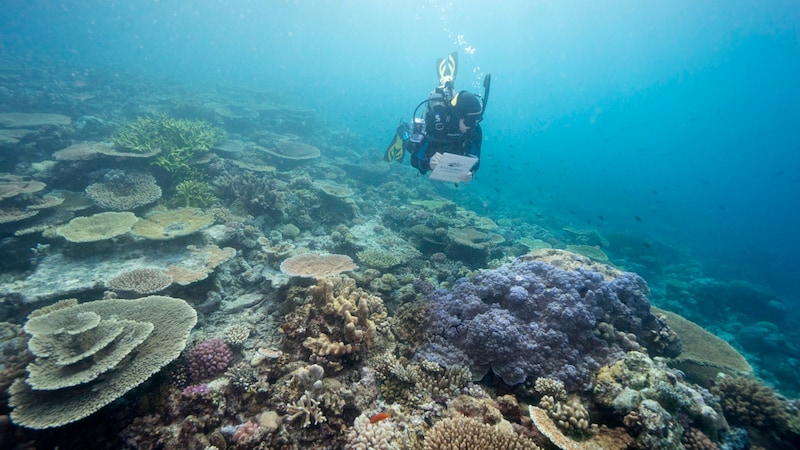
[112,113,224,183]
[286,392,327,428]
[280,276,386,364]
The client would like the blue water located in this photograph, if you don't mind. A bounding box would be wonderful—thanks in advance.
[2,0,799,367]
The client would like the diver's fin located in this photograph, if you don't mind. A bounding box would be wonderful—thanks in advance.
[383,123,409,162]
[482,73,491,112]
[436,52,458,88]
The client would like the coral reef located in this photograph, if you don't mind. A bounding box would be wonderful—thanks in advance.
[418,251,680,389]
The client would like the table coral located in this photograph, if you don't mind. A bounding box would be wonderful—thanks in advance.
[85,171,162,211]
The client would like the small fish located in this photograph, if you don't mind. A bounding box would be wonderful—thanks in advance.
[634,215,642,222]
[597,215,605,221]
[370,412,393,424]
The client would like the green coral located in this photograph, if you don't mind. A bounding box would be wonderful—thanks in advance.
[112,114,224,183]
[174,180,216,208]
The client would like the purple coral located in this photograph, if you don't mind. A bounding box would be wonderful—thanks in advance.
[181,383,210,396]
[185,338,233,381]
[417,258,671,390]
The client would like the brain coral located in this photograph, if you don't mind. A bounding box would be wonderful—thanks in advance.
[56,211,138,243]
[85,171,162,211]
[417,252,679,390]
[280,253,358,278]
[9,295,197,429]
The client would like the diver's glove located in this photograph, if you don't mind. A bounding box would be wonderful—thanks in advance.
[458,171,474,184]
[429,152,443,169]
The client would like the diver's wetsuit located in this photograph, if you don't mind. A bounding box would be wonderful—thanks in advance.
[408,102,482,174]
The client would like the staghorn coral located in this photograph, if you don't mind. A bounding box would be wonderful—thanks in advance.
[106,267,173,295]
[280,252,358,278]
[9,296,197,429]
[56,211,138,242]
[710,374,790,430]
[174,179,215,208]
[85,171,162,211]
[424,416,541,450]
[286,392,327,428]
[112,113,224,182]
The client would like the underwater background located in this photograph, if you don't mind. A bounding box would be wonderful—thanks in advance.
[7,0,796,294]
[1,0,800,449]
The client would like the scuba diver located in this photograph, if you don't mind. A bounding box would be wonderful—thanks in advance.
[384,52,491,184]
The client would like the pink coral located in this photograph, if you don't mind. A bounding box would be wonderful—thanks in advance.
[185,338,233,381]
[232,420,260,443]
